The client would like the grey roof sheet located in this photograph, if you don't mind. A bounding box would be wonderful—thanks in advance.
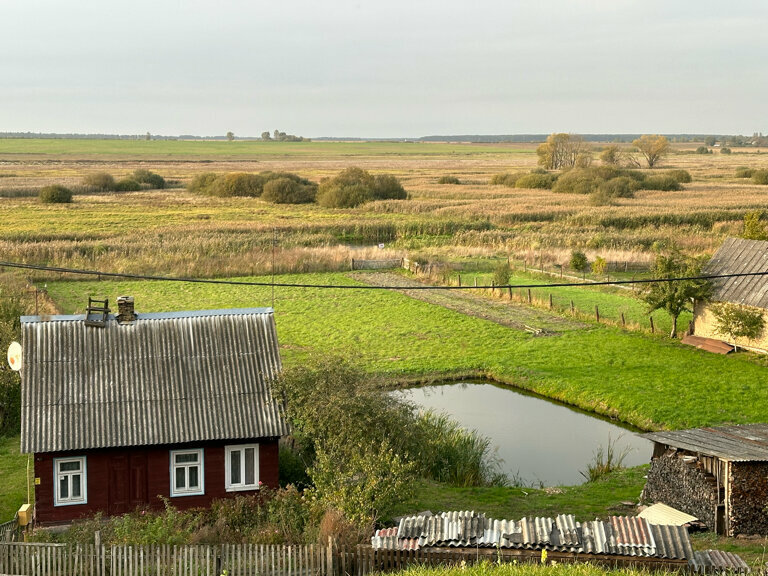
[20,308,289,453]
[691,550,751,574]
[704,237,768,308]
[642,424,768,462]
[373,511,694,561]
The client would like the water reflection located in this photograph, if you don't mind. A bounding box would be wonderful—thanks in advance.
[396,382,651,486]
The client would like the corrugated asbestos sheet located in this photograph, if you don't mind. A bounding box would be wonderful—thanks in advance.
[21,308,290,453]
[691,550,751,573]
[704,237,768,308]
[643,424,768,462]
[372,511,695,561]
[639,503,699,526]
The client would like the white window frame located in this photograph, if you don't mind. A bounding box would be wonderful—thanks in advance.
[53,456,87,506]
[225,444,260,492]
[169,449,205,497]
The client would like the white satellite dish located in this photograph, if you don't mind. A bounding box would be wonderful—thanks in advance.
[7,341,22,372]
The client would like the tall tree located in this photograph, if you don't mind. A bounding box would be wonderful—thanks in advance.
[633,134,670,168]
[226,131,235,142]
[641,252,711,338]
[536,133,592,169]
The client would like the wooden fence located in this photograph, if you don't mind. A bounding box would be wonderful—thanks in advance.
[0,520,19,543]
[0,542,696,576]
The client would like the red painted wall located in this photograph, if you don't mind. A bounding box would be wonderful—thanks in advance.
[34,438,279,525]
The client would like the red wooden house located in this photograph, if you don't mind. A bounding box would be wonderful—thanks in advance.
[20,297,289,525]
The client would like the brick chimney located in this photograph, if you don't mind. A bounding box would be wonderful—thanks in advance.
[116,296,136,324]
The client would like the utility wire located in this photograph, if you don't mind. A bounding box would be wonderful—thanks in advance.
[0,260,765,290]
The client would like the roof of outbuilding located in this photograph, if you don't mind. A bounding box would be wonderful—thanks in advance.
[704,237,768,308]
[643,423,768,462]
[20,307,289,453]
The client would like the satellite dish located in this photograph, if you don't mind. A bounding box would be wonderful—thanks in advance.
[7,341,22,372]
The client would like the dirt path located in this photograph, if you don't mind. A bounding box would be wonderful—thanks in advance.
[350,272,589,334]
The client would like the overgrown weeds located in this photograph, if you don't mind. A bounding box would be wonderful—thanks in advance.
[579,435,630,482]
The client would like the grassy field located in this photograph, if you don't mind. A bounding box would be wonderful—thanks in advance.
[46,272,768,431]
[0,435,29,522]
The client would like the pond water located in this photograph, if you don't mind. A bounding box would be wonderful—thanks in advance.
[396,382,651,487]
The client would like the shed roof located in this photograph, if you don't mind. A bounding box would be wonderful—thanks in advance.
[643,424,768,462]
[704,237,768,308]
[20,307,289,453]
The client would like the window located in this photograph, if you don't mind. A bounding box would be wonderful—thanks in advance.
[170,449,204,496]
[54,457,87,506]
[225,444,260,491]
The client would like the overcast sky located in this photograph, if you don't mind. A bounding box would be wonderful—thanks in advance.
[1,1,766,138]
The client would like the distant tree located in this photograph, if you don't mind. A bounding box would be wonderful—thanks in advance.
[704,136,717,147]
[261,131,272,141]
[640,252,711,338]
[599,144,621,165]
[720,147,732,154]
[632,135,670,168]
[145,132,151,141]
[536,133,592,170]
[226,131,235,142]
[131,169,166,189]
[591,256,607,276]
[695,146,711,155]
[711,302,766,351]
[741,210,768,240]
[493,261,511,286]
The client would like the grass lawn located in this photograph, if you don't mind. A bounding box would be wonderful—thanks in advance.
[46,271,768,431]
[0,435,29,521]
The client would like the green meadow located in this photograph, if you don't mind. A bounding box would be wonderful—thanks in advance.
[47,271,768,432]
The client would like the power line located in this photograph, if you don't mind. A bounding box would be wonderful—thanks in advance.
[0,259,765,291]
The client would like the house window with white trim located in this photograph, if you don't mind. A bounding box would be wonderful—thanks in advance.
[170,449,204,496]
[54,456,87,506]
[225,444,260,491]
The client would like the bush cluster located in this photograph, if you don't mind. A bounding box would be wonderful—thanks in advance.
[316,168,406,208]
[437,175,461,185]
[552,166,688,203]
[752,170,768,185]
[489,172,525,187]
[39,185,73,204]
[514,171,557,189]
[189,171,317,202]
[735,167,755,178]
[81,170,165,192]
[695,146,712,155]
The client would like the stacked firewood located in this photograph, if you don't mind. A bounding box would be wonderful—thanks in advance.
[728,462,768,536]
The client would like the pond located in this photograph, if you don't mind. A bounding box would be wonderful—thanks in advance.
[396,382,651,487]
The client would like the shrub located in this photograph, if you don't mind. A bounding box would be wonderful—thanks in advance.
[262,177,316,204]
[187,172,220,194]
[641,175,681,191]
[210,173,263,197]
[589,188,615,206]
[721,147,732,154]
[591,256,607,275]
[132,169,166,189]
[492,261,511,286]
[752,170,768,185]
[82,172,115,191]
[489,172,522,187]
[666,169,692,183]
[372,174,407,200]
[114,178,141,192]
[437,175,461,184]
[552,168,600,195]
[316,182,371,208]
[569,250,589,272]
[514,172,556,189]
[735,167,755,178]
[39,185,73,203]
[695,146,711,155]
[597,176,637,199]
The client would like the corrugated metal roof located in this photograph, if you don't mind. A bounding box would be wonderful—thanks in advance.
[705,237,768,308]
[20,308,290,453]
[373,511,694,560]
[639,503,699,526]
[643,424,768,462]
[691,550,751,574]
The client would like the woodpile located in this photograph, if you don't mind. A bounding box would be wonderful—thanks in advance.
[729,462,768,536]
[641,453,718,530]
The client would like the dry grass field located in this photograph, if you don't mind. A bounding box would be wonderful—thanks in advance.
[2,140,768,279]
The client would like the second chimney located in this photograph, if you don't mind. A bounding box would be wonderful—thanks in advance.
[116,296,136,324]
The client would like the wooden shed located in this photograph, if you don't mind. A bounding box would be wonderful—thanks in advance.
[692,237,768,352]
[642,424,768,536]
[20,297,290,525]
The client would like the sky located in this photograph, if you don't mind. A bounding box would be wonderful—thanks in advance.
[1,0,766,138]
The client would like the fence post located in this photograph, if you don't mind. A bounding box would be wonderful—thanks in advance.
[491,280,495,294]
[327,537,334,576]
[350,258,354,271]
[649,317,655,334]
[458,275,461,287]
[507,287,512,299]
[527,288,532,304]
[595,305,600,323]
[549,294,553,309]
[621,312,626,327]
[570,300,575,313]
[474,277,477,287]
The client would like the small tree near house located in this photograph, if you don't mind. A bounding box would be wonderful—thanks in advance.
[711,302,766,351]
